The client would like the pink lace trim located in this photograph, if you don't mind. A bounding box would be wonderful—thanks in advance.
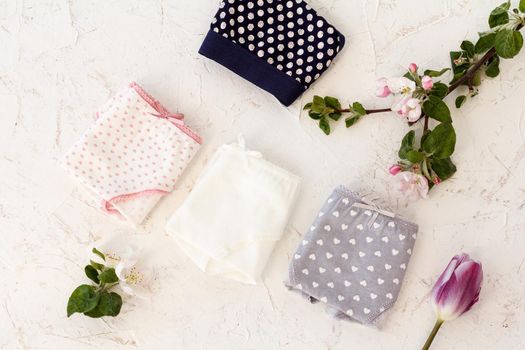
[129,81,203,144]
[102,189,170,214]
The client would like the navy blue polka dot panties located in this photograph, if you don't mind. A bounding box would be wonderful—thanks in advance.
[199,0,346,106]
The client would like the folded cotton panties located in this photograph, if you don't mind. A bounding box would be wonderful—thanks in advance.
[199,0,346,106]
[285,186,418,325]
[166,137,301,284]
[62,82,202,225]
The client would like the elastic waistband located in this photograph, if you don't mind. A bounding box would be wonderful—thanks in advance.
[333,185,418,232]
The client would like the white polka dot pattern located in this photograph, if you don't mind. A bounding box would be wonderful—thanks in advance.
[210,0,345,88]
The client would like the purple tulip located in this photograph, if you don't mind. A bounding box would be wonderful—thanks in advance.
[422,253,483,350]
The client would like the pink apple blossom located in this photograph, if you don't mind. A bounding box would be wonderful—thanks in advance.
[422,75,434,90]
[387,77,416,96]
[391,97,422,122]
[394,171,429,200]
[375,77,392,97]
[389,165,402,175]
[409,63,418,73]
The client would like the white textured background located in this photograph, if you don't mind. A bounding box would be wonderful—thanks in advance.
[1,0,525,349]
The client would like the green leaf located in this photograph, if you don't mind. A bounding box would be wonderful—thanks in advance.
[99,268,119,284]
[324,96,341,110]
[84,291,122,318]
[67,285,100,317]
[311,95,325,113]
[489,1,510,28]
[92,248,105,261]
[423,68,450,77]
[455,95,467,108]
[319,118,330,135]
[471,70,482,86]
[495,29,523,59]
[328,111,342,121]
[422,122,456,159]
[403,72,415,81]
[352,102,366,116]
[422,96,452,123]
[84,265,100,284]
[398,130,416,160]
[345,116,360,128]
[406,150,425,163]
[308,111,322,120]
[90,260,104,271]
[303,102,312,110]
[460,40,475,58]
[475,33,496,54]
[520,0,525,12]
[485,56,500,77]
[429,82,449,99]
[430,157,457,181]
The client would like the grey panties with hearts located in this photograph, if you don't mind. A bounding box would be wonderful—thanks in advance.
[285,186,418,325]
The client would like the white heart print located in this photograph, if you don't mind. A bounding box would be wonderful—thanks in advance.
[393,278,399,284]
[381,236,389,243]
[294,254,301,260]
[302,269,309,275]
[312,281,319,288]
[350,210,357,216]
[309,254,316,260]
[386,293,393,299]
[388,221,395,227]
[334,267,342,274]
[351,266,358,272]
[360,280,367,287]
[373,222,381,229]
[367,265,374,272]
[358,251,366,258]
[344,280,351,287]
[392,248,399,256]
[316,239,323,246]
[337,295,345,301]
[349,238,356,245]
[302,240,308,245]
[341,223,349,230]
[377,278,384,285]
[374,250,382,257]
[363,308,371,314]
[366,236,373,243]
[346,309,354,316]
[332,211,339,217]
[296,284,303,290]
[342,198,349,205]
[333,238,340,245]
[320,297,328,303]
[318,211,324,217]
[400,263,407,270]
[399,234,406,240]
[353,295,360,301]
[385,264,391,270]
[327,198,334,203]
[364,210,372,216]
[341,253,349,259]
[324,225,331,232]
[356,224,364,230]
[370,293,377,299]
[327,282,334,288]
[319,267,326,273]
[310,225,316,231]
[326,252,333,259]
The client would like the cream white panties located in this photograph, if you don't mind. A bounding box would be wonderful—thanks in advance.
[165,137,301,284]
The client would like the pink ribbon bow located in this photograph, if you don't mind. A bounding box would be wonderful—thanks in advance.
[150,112,185,126]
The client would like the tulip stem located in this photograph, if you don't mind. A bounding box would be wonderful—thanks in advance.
[421,319,444,350]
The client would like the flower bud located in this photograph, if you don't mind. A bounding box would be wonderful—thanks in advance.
[408,63,418,73]
[431,254,483,321]
[389,165,402,176]
[422,76,434,90]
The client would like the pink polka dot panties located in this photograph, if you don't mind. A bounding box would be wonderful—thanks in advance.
[62,82,202,225]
